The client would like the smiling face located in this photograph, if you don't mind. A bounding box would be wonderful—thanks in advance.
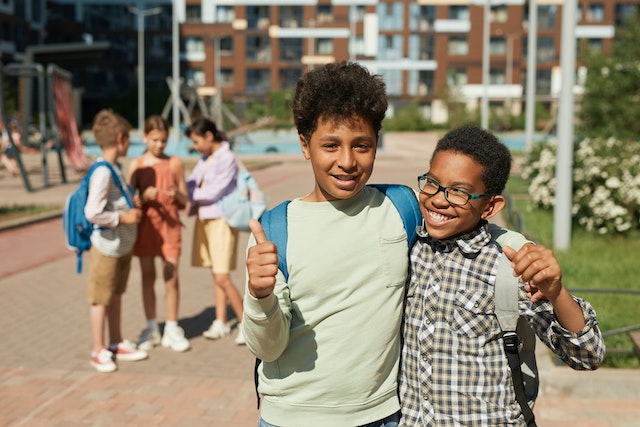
[419,150,504,240]
[300,116,377,202]
[143,129,169,158]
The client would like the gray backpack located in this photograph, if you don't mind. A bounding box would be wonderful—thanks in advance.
[495,253,539,427]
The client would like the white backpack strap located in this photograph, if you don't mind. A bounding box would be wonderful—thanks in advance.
[495,252,520,332]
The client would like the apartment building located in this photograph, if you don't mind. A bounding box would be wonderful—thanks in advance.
[179,0,640,123]
[5,1,639,126]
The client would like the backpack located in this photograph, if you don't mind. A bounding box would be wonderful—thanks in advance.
[254,184,422,407]
[495,252,539,427]
[62,161,133,274]
[218,165,267,232]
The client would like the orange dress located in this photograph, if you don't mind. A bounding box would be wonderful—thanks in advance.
[131,156,182,259]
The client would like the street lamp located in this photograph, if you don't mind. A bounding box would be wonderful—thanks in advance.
[128,6,163,130]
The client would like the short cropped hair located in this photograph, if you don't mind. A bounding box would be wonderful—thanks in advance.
[432,125,512,196]
[92,109,132,149]
[292,61,388,142]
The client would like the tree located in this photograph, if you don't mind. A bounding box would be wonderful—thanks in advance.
[579,12,640,140]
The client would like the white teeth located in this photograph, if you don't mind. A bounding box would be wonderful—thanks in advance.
[428,210,450,222]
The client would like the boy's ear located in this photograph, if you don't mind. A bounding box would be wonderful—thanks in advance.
[300,134,310,160]
[480,195,506,220]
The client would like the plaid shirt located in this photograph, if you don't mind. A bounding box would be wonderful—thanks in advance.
[399,221,605,426]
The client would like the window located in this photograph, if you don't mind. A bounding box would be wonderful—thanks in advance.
[587,4,604,22]
[247,6,270,30]
[351,5,365,22]
[491,5,508,23]
[449,5,469,21]
[185,68,205,86]
[280,38,302,62]
[216,5,235,23]
[186,5,200,22]
[490,37,506,55]
[246,69,271,95]
[280,5,302,28]
[536,69,551,95]
[350,36,365,56]
[538,5,557,30]
[447,69,467,86]
[279,68,302,90]
[448,36,468,55]
[219,36,233,56]
[537,36,555,63]
[381,69,402,95]
[220,69,234,87]
[615,4,640,26]
[316,38,333,55]
[185,37,205,55]
[490,69,506,85]
[415,5,436,31]
[317,5,333,23]
[247,37,271,62]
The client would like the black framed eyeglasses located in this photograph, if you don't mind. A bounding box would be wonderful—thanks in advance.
[417,174,487,207]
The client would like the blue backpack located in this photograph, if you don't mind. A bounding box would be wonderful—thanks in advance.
[62,161,133,274]
[252,184,422,408]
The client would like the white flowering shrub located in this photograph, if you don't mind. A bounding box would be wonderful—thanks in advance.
[522,137,640,234]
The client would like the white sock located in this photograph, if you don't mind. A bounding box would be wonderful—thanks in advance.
[165,320,178,331]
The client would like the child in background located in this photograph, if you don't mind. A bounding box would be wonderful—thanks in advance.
[84,109,147,373]
[186,117,245,345]
[128,115,190,353]
[399,125,605,426]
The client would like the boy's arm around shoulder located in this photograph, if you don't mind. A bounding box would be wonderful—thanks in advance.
[242,219,293,362]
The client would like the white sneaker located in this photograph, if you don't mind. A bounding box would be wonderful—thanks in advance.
[136,327,161,352]
[161,325,190,352]
[90,348,117,373]
[109,340,148,362]
[202,319,230,340]
[234,326,246,345]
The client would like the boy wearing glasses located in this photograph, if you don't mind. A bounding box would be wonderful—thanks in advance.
[399,125,605,426]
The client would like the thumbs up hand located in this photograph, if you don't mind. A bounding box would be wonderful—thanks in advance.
[247,219,279,298]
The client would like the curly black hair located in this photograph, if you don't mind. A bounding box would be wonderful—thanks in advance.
[292,61,388,142]
[432,125,512,195]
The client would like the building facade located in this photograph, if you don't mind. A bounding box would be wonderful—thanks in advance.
[4,1,640,127]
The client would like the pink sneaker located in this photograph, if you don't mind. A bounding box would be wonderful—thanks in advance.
[90,348,116,373]
[109,340,148,362]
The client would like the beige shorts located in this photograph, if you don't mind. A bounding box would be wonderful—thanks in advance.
[87,247,132,305]
[192,217,238,274]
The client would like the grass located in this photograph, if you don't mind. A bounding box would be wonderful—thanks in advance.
[506,176,640,369]
[0,204,62,223]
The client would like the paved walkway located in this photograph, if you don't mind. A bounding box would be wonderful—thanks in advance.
[1,133,639,426]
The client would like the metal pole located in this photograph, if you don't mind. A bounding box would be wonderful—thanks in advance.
[554,0,577,250]
[172,2,181,144]
[214,36,223,127]
[137,13,144,131]
[525,0,538,150]
[481,0,490,129]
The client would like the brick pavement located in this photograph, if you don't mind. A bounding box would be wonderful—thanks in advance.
[1,133,639,426]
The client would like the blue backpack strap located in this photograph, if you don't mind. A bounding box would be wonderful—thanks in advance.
[95,161,134,208]
[259,200,291,281]
[370,184,421,249]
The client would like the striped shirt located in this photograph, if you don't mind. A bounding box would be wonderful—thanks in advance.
[399,221,605,426]
[85,160,137,256]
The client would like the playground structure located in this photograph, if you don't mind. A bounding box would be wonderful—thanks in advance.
[160,77,276,144]
[0,61,88,192]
